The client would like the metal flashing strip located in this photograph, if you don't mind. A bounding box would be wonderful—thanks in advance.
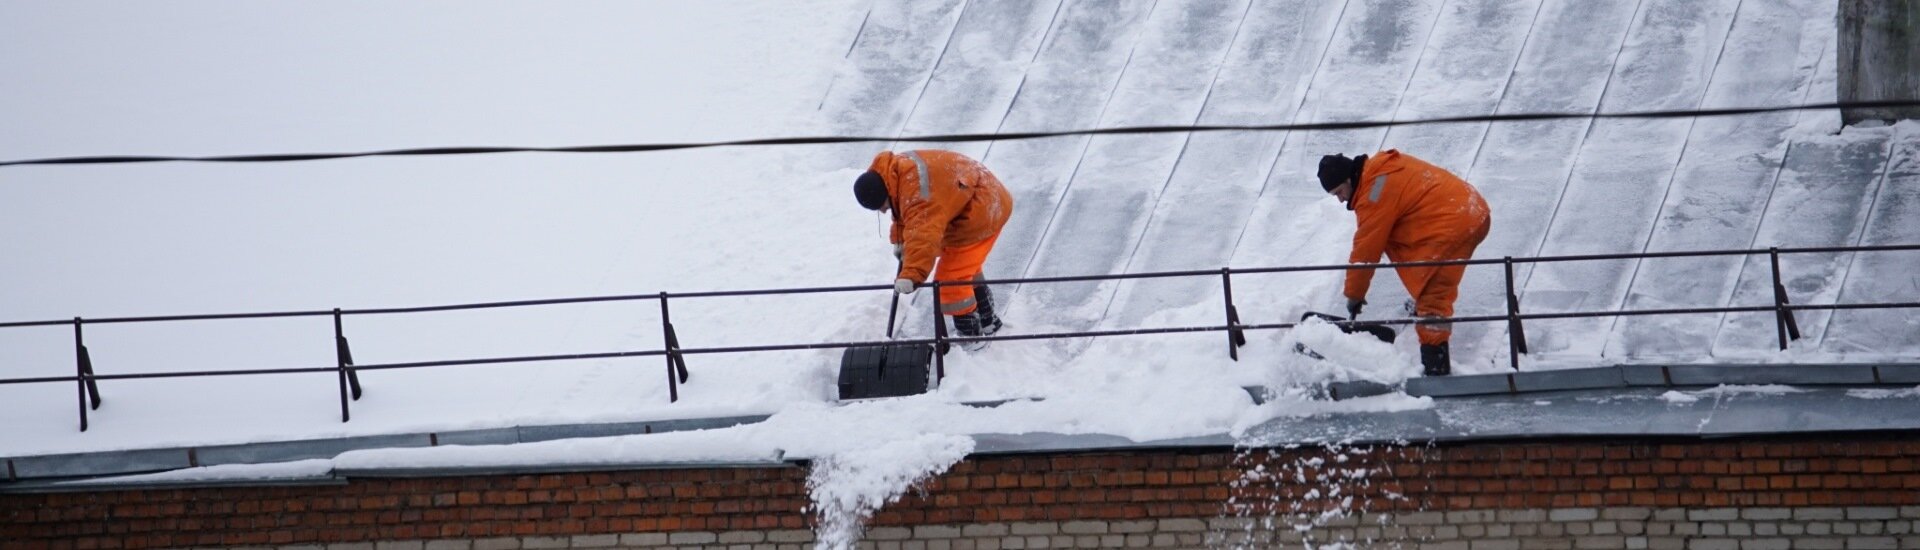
[0,475,345,494]
[334,460,796,479]
[6,365,1916,488]
[195,433,432,467]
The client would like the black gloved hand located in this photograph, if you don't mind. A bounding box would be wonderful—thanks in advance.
[1346,298,1366,319]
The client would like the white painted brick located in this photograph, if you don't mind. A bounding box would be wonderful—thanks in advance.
[1732,523,1754,537]
[1746,509,1795,521]
[1552,509,1601,522]
[1595,522,1620,535]
[1891,522,1914,535]
[568,534,617,548]
[1739,539,1789,550]
[1097,535,1122,548]
[1839,524,1863,536]
[1024,535,1049,549]
[767,530,814,543]
[1567,523,1592,536]
[1075,535,1102,548]
[719,531,766,544]
[423,542,469,550]
[1607,508,1655,521]
[1435,525,1461,539]
[1421,542,1468,550]
[1059,522,1105,535]
[1853,509,1902,521]
[999,536,1026,550]
[1781,524,1807,536]
[474,538,522,550]
[1157,519,1206,532]
[1691,509,1740,522]
[1798,509,1849,521]
[1687,539,1738,550]
[877,541,902,550]
[929,540,952,550]
[1654,509,1689,522]
[1847,537,1898,550]
[913,526,961,539]
[667,532,717,545]
[1009,523,1058,536]
[1449,511,1498,524]
[377,543,425,550]
[1398,512,1449,525]
[1123,534,1149,548]
[1648,537,1687,550]
[1901,536,1920,550]
[1148,534,1176,548]
[521,538,567,550]
[1627,537,1648,550]
[1867,523,1888,536]
[327,544,375,550]
[1577,536,1625,549]
[1490,524,1514,538]
[963,525,1009,537]
[1109,521,1155,535]
[1502,510,1550,523]
[1703,524,1728,536]
[1520,538,1566,550]
[1812,523,1836,536]
[1470,540,1520,550]
[978,538,1004,550]
[1794,538,1845,550]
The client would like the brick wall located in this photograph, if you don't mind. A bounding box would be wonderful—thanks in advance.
[3,436,1918,549]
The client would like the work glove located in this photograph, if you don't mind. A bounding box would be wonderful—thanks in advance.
[1346,298,1366,319]
[892,243,903,260]
[894,278,917,295]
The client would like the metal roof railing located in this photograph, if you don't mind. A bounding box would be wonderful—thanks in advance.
[2,243,1916,433]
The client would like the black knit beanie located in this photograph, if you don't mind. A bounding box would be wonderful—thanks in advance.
[853,170,888,210]
[1317,154,1354,192]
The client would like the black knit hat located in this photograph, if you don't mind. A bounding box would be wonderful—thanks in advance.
[853,170,888,210]
[1317,154,1355,192]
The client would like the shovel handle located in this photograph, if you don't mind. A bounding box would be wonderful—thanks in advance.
[885,259,903,338]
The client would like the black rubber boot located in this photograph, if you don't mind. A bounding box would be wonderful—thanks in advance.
[972,284,1002,336]
[1421,342,1451,376]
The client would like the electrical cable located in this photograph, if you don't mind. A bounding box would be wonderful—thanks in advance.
[1,99,1913,167]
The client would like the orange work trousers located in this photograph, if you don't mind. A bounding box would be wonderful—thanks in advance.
[933,232,1002,316]
[1395,216,1492,345]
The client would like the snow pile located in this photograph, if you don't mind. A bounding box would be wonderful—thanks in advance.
[57,459,334,486]
[805,434,972,550]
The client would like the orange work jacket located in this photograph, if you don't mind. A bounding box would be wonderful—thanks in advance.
[1345,150,1491,300]
[870,150,1014,282]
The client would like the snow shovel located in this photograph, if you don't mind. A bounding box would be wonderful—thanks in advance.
[1292,311,1397,360]
[836,268,937,400]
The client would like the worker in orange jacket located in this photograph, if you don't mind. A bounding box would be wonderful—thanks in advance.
[1317,150,1491,376]
[854,149,1014,349]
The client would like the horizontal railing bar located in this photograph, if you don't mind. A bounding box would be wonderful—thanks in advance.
[4,244,1916,329]
[2,299,1916,386]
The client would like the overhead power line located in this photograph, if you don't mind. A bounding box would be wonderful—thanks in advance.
[1,99,1914,168]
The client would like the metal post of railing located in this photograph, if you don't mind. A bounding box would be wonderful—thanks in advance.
[659,292,689,402]
[1220,268,1245,361]
[332,309,357,422]
[72,317,101,432]
[930,280,946,382]
[1768,247,1801,350]
[1503,257,1527,370]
